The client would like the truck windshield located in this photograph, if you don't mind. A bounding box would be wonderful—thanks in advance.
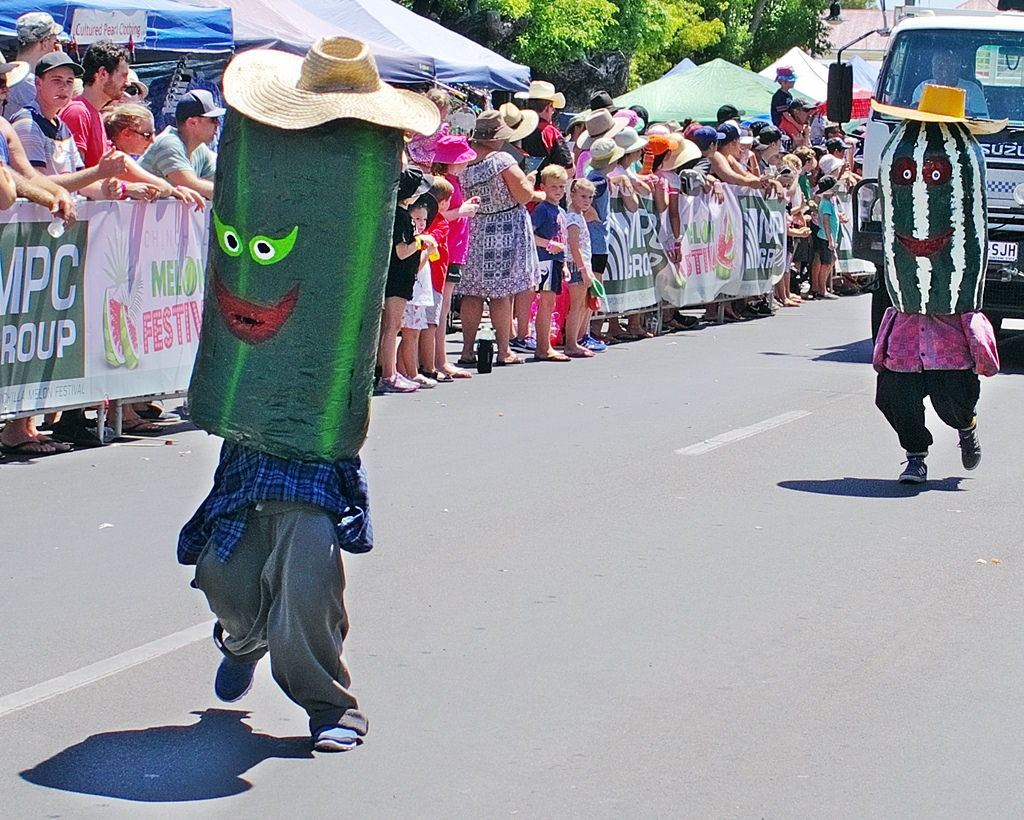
[877,30,1024,124]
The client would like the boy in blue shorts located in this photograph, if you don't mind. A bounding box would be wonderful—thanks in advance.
[531,164,571,362]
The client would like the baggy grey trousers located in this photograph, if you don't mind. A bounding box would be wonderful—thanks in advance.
[195,500,368,737]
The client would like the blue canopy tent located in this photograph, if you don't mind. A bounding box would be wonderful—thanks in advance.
[294,0,529,90]
[180,0,435,84]
[0,0,233,56]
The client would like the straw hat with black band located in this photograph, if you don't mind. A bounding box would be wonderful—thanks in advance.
[223,36,440,135]
[515,80,565,109]
[498,102,539,140]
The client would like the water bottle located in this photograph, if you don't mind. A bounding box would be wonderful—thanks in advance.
[476,333,494,373]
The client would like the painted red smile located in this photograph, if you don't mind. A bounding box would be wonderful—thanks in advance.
[895,228,953,257]
[214,276,298,345]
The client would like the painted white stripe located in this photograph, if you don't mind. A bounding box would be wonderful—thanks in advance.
[0,619,215,720]
[675,410,811,455]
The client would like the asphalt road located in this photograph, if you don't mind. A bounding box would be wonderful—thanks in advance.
[4,294,1024,819]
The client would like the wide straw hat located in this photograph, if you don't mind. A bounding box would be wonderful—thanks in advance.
[0,60,29,88]
[498,102,540,140]
[433,134,476,165]
[871,84,1007,135]
[514,80,565,109]
[577,108,626,150]
[223,37,441,135]
[588,136,625,168]
[666,137,701,170]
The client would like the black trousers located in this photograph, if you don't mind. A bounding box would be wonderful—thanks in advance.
[875,368,979,454]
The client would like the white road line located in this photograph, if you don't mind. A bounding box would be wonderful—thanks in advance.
[0,619,215,720]
[675,410,811,456]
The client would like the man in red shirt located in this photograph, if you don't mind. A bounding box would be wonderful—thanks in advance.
[62,40,202,206]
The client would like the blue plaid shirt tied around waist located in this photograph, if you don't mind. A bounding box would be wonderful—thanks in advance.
[177,441,373,565]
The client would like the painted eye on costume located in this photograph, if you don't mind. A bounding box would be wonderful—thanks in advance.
[213,213,243,257]
[249,226,299,266]
[922,157,952,186]
[891,157,917,185]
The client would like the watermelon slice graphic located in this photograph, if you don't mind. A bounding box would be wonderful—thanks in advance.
[103,290,142,369]
[103,290,126,367]
[715,217,736,280]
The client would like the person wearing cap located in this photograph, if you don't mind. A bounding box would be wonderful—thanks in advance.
[455,109,543,367]
[9,51,127,197]
[5,12,63,116]
[716,104,744,126]
[771,66,797,125]
[751,124,784,175]
[780,99,813,149]
[810,174,841,299]
[516,80,573,174]
[139,89,223,199]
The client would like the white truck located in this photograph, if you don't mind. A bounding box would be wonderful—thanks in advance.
[844,10,1024,334]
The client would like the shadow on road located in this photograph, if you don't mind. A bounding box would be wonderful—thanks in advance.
[759,338,873,364]
[19,708,311,802]
[778,476,967,497]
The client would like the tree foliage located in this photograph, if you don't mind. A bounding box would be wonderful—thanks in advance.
[404,0,831,104]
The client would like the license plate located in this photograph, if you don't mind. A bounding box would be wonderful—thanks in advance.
[989,240,1018,263]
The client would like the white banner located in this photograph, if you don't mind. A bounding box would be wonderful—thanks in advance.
[656,185,745,307]
[70,10,148,46]
[1,200,208,417]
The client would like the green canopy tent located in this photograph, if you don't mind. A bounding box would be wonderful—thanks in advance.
[615,58,812,123]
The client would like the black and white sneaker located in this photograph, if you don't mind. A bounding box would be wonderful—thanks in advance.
[959,425,981,470]
[313,725,362,752]
[898,455,928,484]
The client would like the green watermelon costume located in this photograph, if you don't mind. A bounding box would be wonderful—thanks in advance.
[177,38,439,750]
[187,110,403,461]
[871,85,1003,483]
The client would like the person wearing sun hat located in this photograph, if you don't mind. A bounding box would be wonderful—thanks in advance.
[516,80,573,174]
[178,36,440,754]
[580,136,624,347]
[771,66,797,125]
[452,109,543,367]
[870,84,1004,484]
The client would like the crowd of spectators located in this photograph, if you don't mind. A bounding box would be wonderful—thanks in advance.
[0,12,215,455]
[374,71,866,394]
[1,33,867,447]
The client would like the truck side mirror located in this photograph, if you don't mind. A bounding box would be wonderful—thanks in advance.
[827,62,854,123]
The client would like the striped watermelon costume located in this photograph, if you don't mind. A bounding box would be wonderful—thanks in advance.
[871,85,1002,482]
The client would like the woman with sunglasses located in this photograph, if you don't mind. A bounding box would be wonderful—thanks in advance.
[102,103,162,200]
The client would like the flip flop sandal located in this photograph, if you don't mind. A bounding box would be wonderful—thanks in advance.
[495,355,524,366]
[456,357,477,366]
[1,438,69,456]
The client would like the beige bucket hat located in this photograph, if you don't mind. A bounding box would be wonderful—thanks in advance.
[576,108,627,150]
[223,36,441,135]
[514,80,565,109]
